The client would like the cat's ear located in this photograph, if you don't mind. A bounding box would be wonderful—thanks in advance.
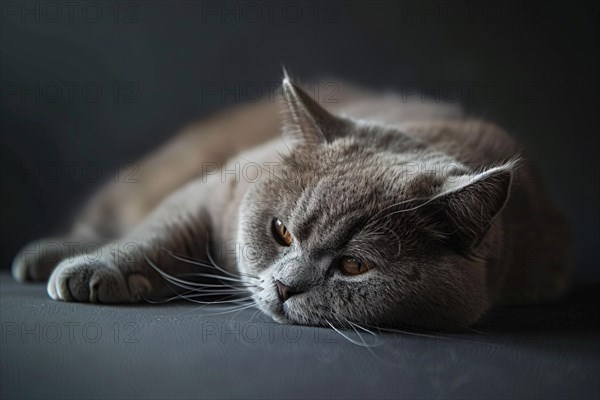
[427,163,516,251]
[280,72,345,147]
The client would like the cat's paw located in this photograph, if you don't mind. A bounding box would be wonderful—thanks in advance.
[47,256,152,303]
[12,238,68,282]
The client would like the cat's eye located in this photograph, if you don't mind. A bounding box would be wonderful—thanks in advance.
[272,217,293,246]
[339,256,372,276]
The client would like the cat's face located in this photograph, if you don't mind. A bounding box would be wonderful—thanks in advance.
[236,79,512,330]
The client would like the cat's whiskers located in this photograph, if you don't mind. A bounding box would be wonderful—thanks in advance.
[342,318,383,348]
[168,274,257,289]
[146,257,255,291]
[365,324,447,340]
[172,287,251,295]
[143,275,257,310]
[177,272,253,284]
[145,255,213,288]
[324,319,378,348]
[173,294,255,305]
[346,319,380,340]
[143,255,258,309]
[165,289,258,317]
[159,219,260,288]
[164,248,258,280]
[158,248,257,286]
[227,298,262,323]
[198,302,258,317]
[366,324,498,346]
[145,289,247,304]
[203,241,260,282]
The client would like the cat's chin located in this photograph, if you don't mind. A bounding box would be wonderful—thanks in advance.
[258,299,295,324]
[269,313,290,324]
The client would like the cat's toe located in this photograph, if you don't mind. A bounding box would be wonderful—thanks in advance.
[12,238,66,282]
[47,257,151,303]
[47,257,101,302]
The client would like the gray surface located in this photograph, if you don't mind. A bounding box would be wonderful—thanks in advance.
[1,272,598,399]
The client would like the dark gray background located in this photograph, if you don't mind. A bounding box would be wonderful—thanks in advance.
[1,0,599,282]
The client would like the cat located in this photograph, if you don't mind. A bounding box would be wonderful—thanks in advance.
[12,74,572,330]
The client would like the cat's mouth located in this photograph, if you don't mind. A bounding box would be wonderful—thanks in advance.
[253,280,291,324]
[266,301,289,324]
[247,279,288,323]
[271,281,289,320]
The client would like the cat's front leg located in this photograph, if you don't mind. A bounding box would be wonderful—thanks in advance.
[12,184,135,283]
[46,178,224,303]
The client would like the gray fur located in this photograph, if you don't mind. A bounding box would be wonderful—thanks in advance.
[13,77,571,330]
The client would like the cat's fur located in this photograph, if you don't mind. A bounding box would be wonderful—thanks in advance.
[12,76,571,330]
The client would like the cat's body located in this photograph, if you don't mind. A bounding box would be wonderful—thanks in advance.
[13,77,571,330]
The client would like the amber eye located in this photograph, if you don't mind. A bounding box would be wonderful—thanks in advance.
[272,217,293,246]
[339,256,372,276]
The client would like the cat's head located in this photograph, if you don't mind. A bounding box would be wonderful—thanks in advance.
[237,77,514,330]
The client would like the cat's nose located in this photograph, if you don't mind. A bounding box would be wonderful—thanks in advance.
[275,280,302,302]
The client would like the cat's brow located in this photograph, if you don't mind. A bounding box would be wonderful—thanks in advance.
[302,212,372,256]
[292,212,322,241]
[337,214,372,248]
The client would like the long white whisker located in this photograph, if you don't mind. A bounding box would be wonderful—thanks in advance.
[162,287,250,297]
[143,288,244,304]
[369,325,498,346]
[165,249,258,280]
[366,324,446,340]
[182,272,252,284]
[176,295,255,305]
[204,241,254,281]
[171,297,256,318]
[144,289,238,305]
[145,255,212,288]
[342,320,419,369]
[171,275,256,289]
[143,255,256,305]
[325,319,375,348]
[202,302,258,316]
[347,323,379,349]
[229,300,259,322]
[346,319,383,347]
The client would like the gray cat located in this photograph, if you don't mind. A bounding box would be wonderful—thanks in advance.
[12,75,571,330]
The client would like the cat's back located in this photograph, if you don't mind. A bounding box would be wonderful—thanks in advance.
[332,90,516,167]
